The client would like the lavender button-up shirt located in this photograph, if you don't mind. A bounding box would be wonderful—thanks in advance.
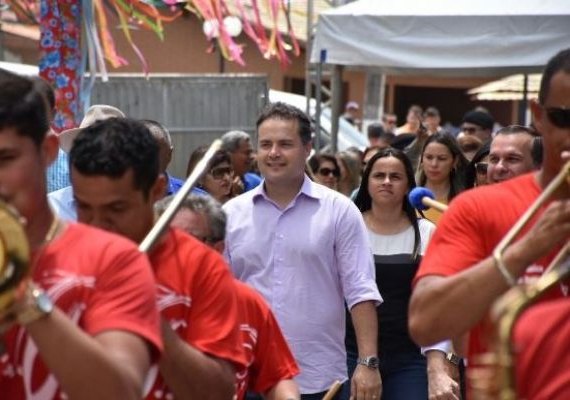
[223,176,382,394]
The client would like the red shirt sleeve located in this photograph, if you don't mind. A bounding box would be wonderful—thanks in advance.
[82,237,162,356]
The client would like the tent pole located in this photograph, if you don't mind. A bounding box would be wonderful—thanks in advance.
[305,0,313,116]
[314,53,324,153]
[518,74,529,125]
[331,65,343,153]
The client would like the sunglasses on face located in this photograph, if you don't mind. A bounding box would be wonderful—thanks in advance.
[475,162,488,175]
[544,106,570,128]
[318,167,340,178]
[209,166,233,180]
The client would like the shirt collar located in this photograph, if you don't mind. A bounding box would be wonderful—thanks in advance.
[252,174,324,204]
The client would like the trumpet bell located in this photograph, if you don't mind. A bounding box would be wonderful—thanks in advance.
[0,200,30,310]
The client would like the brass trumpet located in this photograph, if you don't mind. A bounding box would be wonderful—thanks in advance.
[471,161,570,400]
[0,200,30,312]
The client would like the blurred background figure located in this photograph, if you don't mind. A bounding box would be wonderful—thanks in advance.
[142,119,185,196]
[367,122,395,149]
[221,130,261,195]
[308,153,341,191]
[416,133,468,225]
[457,134,484,161]
[382,112,398,134]
[423,107,444,135]
[460,110,495,143]
[186,146,234,203]
[336,150,362,197]
[396,105,422,135]
[342,101,360,128]
[464,142,491,189]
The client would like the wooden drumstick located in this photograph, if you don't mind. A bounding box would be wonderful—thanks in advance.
[322,380,342,400]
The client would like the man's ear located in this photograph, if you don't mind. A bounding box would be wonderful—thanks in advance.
[151,173,168,201]
[530,100,545,137]
[42,131,59,168]
[304,140,313,159]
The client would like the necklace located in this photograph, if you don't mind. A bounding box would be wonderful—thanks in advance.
[42,215,61,245]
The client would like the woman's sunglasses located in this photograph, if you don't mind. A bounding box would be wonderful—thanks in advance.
[209,166,233,180]
[318,167,340,178]
[475,162,488,175]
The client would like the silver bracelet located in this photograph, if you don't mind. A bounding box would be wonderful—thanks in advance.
[493,252,517,287]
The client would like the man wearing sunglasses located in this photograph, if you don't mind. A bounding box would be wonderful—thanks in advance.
[410,48,570,399]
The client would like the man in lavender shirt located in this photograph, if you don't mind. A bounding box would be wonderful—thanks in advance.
[223,102,383,400]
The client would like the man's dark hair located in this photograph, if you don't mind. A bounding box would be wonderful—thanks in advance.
[69,117,160,198]
[539,48,570,105]
[257,102,312,145]
[367,122,385,140]
[0,69,50,146]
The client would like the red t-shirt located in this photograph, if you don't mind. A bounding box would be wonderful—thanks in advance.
[514,297,570,399]
[414,173,566,360]
[0,223,162,400]
[234,280,299,400]
[144,228,246,400]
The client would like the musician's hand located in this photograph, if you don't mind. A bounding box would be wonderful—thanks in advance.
[350,364,382,400]
[427,351,460,400]
[515,198,570,266]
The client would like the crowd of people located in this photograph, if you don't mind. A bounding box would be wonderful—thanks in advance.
[0,47,568,400]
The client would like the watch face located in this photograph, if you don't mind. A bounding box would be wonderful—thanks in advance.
[36,292,54,314]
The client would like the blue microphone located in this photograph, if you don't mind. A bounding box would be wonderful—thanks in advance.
[408,187,448,212]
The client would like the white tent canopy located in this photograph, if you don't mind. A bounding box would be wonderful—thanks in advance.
[311,0,570,77]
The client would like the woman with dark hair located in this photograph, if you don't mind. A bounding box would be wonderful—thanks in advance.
[464,142,491,189]
[186,146,234,203]
[344,148,458,400]
[308,153,341,190]
[416,132,468,224]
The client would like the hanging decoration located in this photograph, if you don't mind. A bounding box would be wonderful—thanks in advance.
[2,0,300,129]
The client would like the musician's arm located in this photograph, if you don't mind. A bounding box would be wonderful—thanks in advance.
[26,309,151,400]
[409,236,548,346]
[159,320,236,400]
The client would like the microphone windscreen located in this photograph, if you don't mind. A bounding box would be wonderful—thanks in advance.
[408,187,435,210]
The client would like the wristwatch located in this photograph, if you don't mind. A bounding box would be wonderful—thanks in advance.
[17,285,54,326]
[356,355,380,369]
[446,352,461,366]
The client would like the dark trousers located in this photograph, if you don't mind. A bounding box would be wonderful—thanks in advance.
[340,348,427,400]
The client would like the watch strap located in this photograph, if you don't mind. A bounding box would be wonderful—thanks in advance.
[16,285,53,326]
[445,352,461,366]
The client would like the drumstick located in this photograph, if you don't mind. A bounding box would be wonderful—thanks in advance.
[322,380,342,400]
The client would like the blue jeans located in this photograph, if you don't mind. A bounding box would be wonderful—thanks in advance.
[340,349,427,400]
